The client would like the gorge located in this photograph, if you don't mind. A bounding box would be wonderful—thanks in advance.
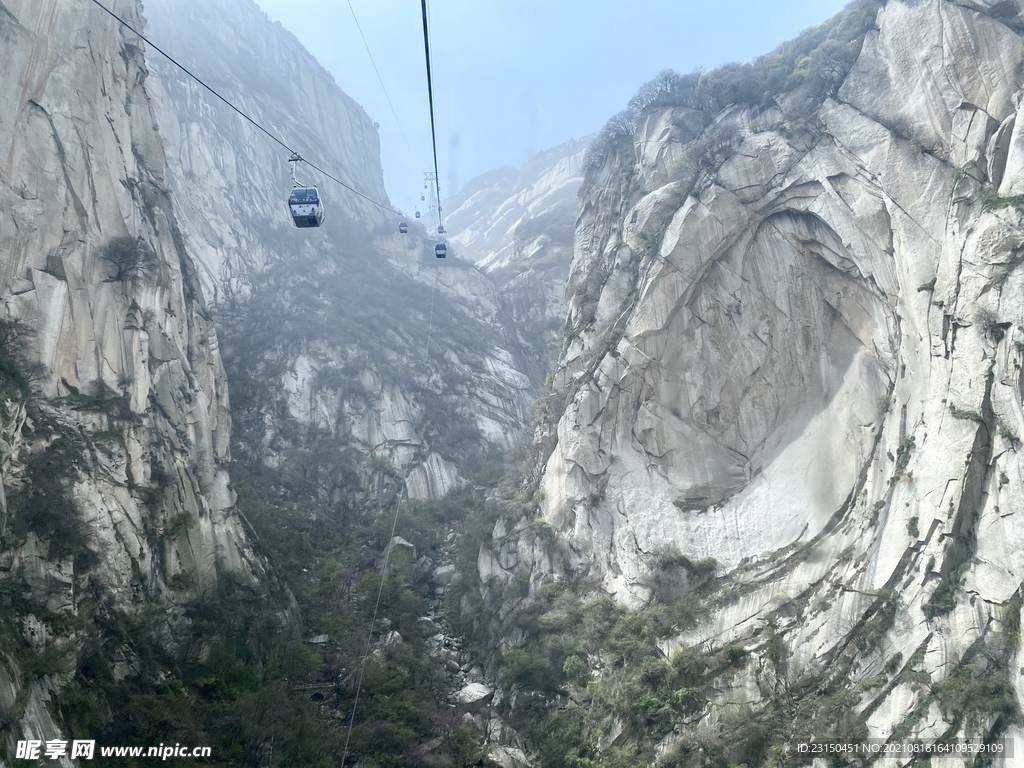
[2,0,1024,766]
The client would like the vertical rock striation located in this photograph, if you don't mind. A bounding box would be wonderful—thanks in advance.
[0,0,259,751]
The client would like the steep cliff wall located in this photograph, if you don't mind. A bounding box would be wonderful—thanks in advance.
[447,139,589,386]
[465,0,1024,763]
[447,139,589,274]
[136,3,539,761]
[0,0,260,754]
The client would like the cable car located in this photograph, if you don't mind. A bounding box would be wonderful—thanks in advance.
[287,154,324,228]
[415,210,421,219]
[399,222,408,233]
[289,186,324,228]
[437,225,446,234]
[421,195,425,201]
[435,242,447,258]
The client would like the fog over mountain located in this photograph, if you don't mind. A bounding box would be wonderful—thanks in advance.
[252,0,850,215]
[2,0,1024,766]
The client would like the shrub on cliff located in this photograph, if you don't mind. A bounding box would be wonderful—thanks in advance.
[0,318,43,394]
[583,0,884,175]
[99,235,160,283]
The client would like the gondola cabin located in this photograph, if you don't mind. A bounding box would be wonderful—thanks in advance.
[288,186,324,228]
[415,211,421,219]
[399,222,409,233]
[435,242,447,259]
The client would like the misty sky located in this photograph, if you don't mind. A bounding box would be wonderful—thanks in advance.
[254,0,850,215]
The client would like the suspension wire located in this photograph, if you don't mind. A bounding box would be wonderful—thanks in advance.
[342,486,407,765]
[419,0,444,231]
[86,0,401,215]
[345,0,413,153]
[424,271,438,361]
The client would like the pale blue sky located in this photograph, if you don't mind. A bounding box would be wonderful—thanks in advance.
[255,0,850,214]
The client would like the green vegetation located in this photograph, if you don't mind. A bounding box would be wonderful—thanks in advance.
[0,214,522,765]
[949,404,984,423]
[933,660,1016,736]
[211,219,524,763]
[3,454,501,767]
[886,630,1021,748]
[0,318,43,397]
[5,414,87,559]
[997,420,1021,450]
[923,563,967,619]
[979,186,1024,211]
[222,223,495,470]
[446,474,887,768]
[568,261,611,330]
[892,435,915,481]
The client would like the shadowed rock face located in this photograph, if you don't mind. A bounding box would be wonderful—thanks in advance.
[0,0,258,598]
[531,0,1024,746]
[0,0,260,747]
[546,166,899,602]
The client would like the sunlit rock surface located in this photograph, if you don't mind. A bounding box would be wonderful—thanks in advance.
[522,0,1024,753]
[447,138,589,274]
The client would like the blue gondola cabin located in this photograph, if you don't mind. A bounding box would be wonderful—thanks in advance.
[289,186,324,228]
[435,243,447,258]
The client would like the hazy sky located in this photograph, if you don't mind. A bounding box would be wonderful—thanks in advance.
[255,0,850,214]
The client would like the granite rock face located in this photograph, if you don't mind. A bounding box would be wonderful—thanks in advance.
[142,0,388,296]
[527,0,1024,751]
[0,0,260,751]
[447,138,589,274]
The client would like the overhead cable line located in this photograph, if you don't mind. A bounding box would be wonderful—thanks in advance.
[345,0,413,153]
[86,0,400,215]
[419,0,443,231]
[341,487,407,765]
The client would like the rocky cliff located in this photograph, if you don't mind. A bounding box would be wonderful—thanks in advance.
[142,0,387,296]
[447,138,589,275]
[462,0,1024,764]
[139,1,543,764]
[0,0,261,757]
[11,0,1024,763]
[446,139,589,387]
